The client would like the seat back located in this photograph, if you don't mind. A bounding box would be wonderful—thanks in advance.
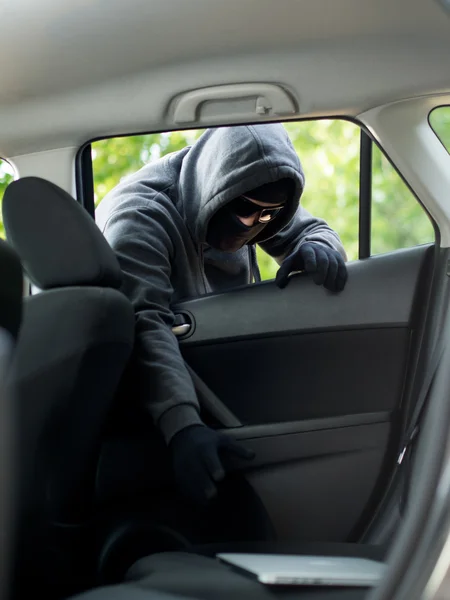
[0,238,23,341]
[2,177,135,592]
[0,239,23,600]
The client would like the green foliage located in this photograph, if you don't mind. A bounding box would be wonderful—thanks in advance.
[92,119,435,281]
[429,106,450,153]
[371,145,434,255]
[92,130,203,207]
[0,111,444,280]
[0,161,14,239]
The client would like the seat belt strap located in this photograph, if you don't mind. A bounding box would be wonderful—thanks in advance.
[185,362,242,429]
[397,338,445,466]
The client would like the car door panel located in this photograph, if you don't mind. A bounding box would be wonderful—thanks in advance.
[96,414,390,546]
[175,245,427,344]
[183,328,409,423]
[243,438,388,542]
[168,244,433,541]
[227,415,390,540]
[95,244,433,553]
[175,246,431,427]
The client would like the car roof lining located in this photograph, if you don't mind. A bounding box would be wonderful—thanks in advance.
[0,0,449,156]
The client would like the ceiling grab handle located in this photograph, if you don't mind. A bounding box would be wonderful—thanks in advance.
[171,83,297,125]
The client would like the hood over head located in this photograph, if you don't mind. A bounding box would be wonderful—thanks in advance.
[178,123,305,245]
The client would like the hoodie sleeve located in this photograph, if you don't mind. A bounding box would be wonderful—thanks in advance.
[102,202,203,444]
[259,205,347,264]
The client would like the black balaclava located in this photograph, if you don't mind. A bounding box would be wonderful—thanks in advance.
[206,178,294,252]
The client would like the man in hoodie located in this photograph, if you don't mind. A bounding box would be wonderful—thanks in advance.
[96,124,348,505]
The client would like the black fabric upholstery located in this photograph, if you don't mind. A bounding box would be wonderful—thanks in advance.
[2,177,122,290]
[0,328,15,600]
[121,550,376,600]
[126,552,274,599]
[12,287,135,597]
[0,239,22,599]
[0,241,22,599]
[71,585,194,600]
[71,582,371,600]
[71,579,371,600]
[2,178,136,597]
[115,543,386,600]
[15,287,135,522]
[0,238,22,340]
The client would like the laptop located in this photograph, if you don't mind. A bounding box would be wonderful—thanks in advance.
[216,553,386,587]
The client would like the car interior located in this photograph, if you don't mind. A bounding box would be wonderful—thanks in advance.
[0,235,23,600]
[1,1,450,599]
[1,172,445,600]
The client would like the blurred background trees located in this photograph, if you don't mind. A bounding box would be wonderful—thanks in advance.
[0,108,448,281]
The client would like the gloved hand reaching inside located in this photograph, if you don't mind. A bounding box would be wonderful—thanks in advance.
[170,424,255,506]
[276,242,348,292]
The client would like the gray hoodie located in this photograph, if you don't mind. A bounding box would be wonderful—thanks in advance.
[96,124,346,443]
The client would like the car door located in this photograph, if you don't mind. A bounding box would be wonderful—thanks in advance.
[172,240,435,543]
[92,122,439,572]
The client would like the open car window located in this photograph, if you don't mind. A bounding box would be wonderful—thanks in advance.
[92,120,434,281]
[0,160,14,240]
[429,106,450,153]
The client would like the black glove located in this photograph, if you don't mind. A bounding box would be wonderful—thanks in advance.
[276,242,347,292]
[170,425,255,506]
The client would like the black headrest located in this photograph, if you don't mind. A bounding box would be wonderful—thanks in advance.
[2,177,122,290]
[0,238,22,340]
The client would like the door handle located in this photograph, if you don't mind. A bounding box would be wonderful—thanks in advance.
[172,323,191,337]
[172,313,192,337]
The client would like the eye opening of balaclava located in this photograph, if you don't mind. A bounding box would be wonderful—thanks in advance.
[206,178,295,252]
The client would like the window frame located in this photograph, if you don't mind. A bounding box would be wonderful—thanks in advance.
[428,105,450,156]
[78,117,436,263]
[359,131,372,259]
